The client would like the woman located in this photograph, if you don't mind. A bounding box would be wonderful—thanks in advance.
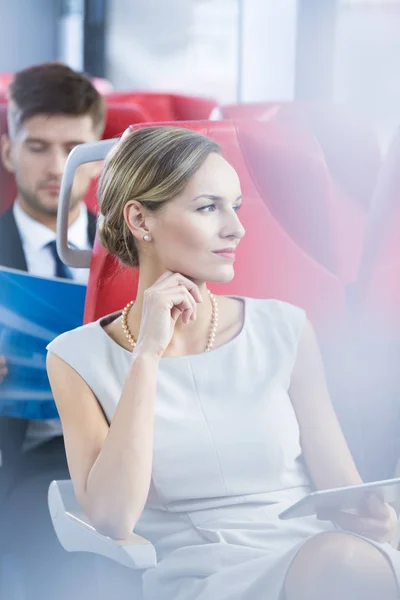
[47,126,400,600]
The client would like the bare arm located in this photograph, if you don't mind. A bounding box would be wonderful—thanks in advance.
[289,319,363,490]
[46,271,202,540]
[47,349,160,540]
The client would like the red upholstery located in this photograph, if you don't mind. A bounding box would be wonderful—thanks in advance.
[84,120,346,341]
[102,103,148,139]
[215,102,382,284]
[0,103,149,216]
[105,92,217,122]
[355,127,400,335]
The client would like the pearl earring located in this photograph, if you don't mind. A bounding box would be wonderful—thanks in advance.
[143,234,151,242]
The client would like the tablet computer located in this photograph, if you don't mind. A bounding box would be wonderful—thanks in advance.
[278,477,400,520]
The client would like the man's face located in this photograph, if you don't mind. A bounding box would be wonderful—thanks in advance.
[1,113,100,217]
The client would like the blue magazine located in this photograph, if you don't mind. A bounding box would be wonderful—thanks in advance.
[0,266,86,419]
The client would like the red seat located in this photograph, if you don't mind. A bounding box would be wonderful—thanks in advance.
[355,127,400,336]
[105,92,217,122]
[102,103,148,139]
[0,103,149,216]
[215,102,382,284]
[342,127,400,480]
[84,120,346,342]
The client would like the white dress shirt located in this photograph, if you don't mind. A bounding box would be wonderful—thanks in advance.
[13,201,92,451]
[13,201,91,284]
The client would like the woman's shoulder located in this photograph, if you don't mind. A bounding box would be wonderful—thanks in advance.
[46,311,123,364]
[242,296,306,321]
[46,319,99,356]
[241,296,307,342]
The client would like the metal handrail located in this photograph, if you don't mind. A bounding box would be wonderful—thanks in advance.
[56,138,119,268]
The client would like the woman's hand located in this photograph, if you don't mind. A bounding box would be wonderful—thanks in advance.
[134,271,204,358]
[317,493,398,543]
[0,355,8,384]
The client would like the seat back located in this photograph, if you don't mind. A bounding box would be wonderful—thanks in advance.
[214,102,382,284]
[356,127,400,334]
[103,103,148,139]
[105,92,217,122]
[84,119,346,342]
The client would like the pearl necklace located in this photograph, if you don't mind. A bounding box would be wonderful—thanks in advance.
[121,289,219,353]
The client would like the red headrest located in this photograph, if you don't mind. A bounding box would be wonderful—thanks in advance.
[105,92,217,122]
[217,102,381,210]
[103,103,149,139]
[84,120,346,339]
[216,102,381,283]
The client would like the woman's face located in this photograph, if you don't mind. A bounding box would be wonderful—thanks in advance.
[147,152,245,283]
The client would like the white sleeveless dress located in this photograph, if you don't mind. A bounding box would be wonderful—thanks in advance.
[47,297,400,600]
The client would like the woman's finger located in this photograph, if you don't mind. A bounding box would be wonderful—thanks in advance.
[164,287,196,324]
[158,273,203,304]
[334,511,391,541]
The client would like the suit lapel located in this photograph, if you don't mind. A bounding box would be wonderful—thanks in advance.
[0,206,96,273]
[0,208,28,271]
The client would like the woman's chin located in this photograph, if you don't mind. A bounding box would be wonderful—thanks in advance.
[177,265,235,284]
[205,266,235,284]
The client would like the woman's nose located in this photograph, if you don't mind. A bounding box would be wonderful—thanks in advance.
[222,208,246,240]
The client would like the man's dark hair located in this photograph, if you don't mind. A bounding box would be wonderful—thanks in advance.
[7,62,106,138]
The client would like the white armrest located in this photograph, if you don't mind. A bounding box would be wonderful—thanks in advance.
[48,480,157,570]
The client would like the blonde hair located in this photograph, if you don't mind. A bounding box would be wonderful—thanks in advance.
[97,126,220,267]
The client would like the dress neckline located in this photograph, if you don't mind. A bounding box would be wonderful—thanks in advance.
[96,295,248,361]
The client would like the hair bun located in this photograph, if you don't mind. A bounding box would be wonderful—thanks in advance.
[97,214,139,267]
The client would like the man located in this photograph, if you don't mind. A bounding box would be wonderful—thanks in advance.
[0,62,105,600]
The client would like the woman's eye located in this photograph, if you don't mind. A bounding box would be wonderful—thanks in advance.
[198,204,216,212]
[233,204,242,212]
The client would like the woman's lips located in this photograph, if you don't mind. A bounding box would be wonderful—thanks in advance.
[213,249,236,260]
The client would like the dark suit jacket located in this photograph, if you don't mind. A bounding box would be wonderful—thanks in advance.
[0,205,96,482]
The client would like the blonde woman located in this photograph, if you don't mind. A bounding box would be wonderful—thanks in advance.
[47,126,400,600]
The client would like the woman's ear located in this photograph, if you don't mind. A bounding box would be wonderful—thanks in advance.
[124,200,151,241]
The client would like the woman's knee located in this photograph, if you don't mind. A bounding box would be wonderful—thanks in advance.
[284,532,398,600]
